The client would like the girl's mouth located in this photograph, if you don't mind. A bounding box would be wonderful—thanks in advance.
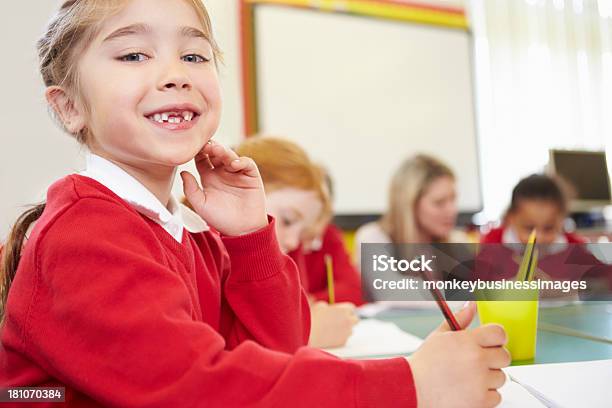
[145,110,200,130]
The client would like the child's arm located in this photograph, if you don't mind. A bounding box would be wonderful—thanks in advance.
[212,217,311,353]
[22,201,415,407]
[182,141,311,352]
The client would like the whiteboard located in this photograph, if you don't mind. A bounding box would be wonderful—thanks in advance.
[254,6,481,214]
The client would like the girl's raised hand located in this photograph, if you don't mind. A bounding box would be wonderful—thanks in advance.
[181,141,268,236]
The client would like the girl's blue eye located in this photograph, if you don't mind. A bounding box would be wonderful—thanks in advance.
[182,54,209,63]
[119,53,149,62]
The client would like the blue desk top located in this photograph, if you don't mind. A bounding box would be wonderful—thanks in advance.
[373,302,612,364]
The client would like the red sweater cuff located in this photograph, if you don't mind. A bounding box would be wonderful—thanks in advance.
[356,357,417,408]
[221,216,287,282]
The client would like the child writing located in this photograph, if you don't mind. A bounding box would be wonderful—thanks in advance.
[478,174,610,294]
[235,137,361,348]
[481,174,584,245]
[301,166,364,306]
[0,1,510,406]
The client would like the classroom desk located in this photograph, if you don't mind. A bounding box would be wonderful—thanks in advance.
[373,302,612,364]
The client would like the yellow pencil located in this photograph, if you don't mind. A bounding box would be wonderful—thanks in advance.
[325,254,335,304]
[517,229,537,281]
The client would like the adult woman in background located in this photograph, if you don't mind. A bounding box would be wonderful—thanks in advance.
[354,154,469,304]
[355,154,466,265]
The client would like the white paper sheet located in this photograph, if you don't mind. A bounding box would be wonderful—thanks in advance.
[500,359,612,408]
[322,319,423,359]
[498,378,546,407]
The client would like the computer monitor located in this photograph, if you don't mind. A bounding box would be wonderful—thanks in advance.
[549,149,612,211]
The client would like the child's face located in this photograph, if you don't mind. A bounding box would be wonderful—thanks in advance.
[416,176,458,241]
[301,216,329,253]
[507,200,564,244]
[265,188,323,254]
[77,0,221,168]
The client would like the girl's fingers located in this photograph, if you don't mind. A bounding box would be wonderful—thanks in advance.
[487,369,507,389]
[483,390,502,408]
[227,157,261,178]
[196,142,260,178]
[206,143,240,166]
[193,157,214,180]
[472,324,507,348]
[435,301,476,333]
[224,158,246,173]
[209,155,225,168]
[335,302,356,312]
[202,140,216,156]
[221,147,240,167]
[484,347,512,369]
[181,171,207,214]
[199,141,221,162]
[194,153,215,171]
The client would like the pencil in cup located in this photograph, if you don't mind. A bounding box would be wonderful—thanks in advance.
[477,230,539,361]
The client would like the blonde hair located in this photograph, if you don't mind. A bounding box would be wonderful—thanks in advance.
[1,0,220,321]
[235,136,331,222]
[380,154,455,243]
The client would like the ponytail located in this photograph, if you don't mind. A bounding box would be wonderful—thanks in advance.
[0,203,46,322]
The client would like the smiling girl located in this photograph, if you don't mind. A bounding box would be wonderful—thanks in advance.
[0,1,509,407]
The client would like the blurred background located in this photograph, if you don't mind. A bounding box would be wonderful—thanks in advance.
[1,0,610,240]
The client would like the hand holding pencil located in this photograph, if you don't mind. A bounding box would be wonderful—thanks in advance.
[308,254,359,348]
[408,302,511,408]
[308,301,358,348]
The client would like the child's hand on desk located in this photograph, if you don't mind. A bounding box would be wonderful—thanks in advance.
[182,141,268,236]
[308,302,358,348]
[408,302,511,408]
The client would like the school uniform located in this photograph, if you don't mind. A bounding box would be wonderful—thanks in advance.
[290,225,363,305]
[0,154,415,407]
[478,227,610,294]
[481,226,586,246]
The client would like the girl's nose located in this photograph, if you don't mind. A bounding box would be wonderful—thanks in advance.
[161,77,192,91]
[158,64,192,91]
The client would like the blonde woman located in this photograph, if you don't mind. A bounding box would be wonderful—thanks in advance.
[355,154,466,266]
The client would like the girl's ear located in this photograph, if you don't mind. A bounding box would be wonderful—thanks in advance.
[45,86,86,135]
